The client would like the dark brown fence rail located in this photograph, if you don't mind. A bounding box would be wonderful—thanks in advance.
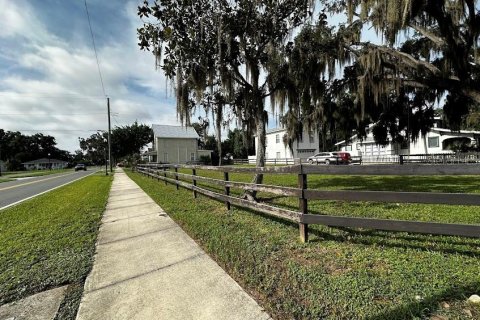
[135,163,480,242]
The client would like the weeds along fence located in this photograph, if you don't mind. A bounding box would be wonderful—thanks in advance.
[135,163,480,243]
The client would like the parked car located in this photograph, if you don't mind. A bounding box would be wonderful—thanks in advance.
[307,152,352,165]
[74,164,87,171]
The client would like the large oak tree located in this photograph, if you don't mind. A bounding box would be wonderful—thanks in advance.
[137,0,315,183]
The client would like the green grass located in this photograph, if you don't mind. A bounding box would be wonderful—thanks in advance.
[0,178,13,183]
[2,169,72,179]
[0,172,112,318]
[128,170,480,320]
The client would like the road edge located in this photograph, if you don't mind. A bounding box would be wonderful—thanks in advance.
[0,170,100,211]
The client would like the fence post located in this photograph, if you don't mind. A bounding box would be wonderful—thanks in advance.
[399,155,404,165]
[192,168,197,198]
[224,171,231,210]
[298,165,308,243]
[175,167,179,190]
[163,167,167,185]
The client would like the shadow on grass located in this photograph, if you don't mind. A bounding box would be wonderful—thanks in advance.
[306,175,480,193]
[365,282,480,320]
[255,197,480,256]
[303,225,480,257]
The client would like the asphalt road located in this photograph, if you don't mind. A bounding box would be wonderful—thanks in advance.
[0,169,97,210]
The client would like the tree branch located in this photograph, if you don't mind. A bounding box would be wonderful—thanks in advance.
[370,44,443,76]
[408,23,445,47]
[231,65,252,89]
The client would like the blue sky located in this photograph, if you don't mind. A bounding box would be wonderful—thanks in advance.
[0,0,178,152]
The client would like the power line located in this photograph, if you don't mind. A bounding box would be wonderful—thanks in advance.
[84,0,107,97]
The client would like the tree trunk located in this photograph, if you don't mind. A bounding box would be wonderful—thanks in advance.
[216,104,223,166]
[245,63,265,200]
[241,124,250,158]
[244,103,266,201]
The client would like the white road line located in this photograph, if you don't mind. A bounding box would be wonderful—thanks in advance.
[0,171,100,211]
[0,172,78,191]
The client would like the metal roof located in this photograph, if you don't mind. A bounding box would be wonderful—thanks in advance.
[152,124,199,139]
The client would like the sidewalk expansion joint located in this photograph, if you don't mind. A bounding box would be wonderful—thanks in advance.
[97,225,179,246]
[84,252,206,294]
[106,201,156,211]
[103,211,167,224]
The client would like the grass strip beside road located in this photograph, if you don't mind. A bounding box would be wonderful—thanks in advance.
[128,170,480,320]
[1,169,72,179]
[0,178,13,184]
[0,172,112,318]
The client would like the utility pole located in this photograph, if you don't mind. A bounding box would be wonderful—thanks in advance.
[107,97,112,173]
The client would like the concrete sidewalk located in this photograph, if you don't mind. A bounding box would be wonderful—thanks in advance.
[76,169,270,320]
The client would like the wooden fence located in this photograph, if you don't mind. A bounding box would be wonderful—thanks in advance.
[135,163,480,243]
[237,152,480,166]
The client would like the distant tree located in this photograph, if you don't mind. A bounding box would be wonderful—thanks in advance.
[204,135,218,153]
[222,129,254,159]
[191,120,210,148]
[110,122,153,159]
[73,150,86,163]
[79,132,108,165]
[0,129,71,170]
[79,122,153,164]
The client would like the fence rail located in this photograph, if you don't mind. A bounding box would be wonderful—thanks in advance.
[239,152,480,165]
[136,163,480,243]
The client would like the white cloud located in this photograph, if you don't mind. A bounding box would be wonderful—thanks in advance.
[0,0,60,45]
[0,0,179,152]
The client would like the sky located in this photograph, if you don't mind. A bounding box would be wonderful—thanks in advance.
[0,0,178,152]
[0,1,381,153]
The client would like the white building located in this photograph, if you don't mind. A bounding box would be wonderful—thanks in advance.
[22,158,68,170]
[250,128,319,162]
[336,121,480,158]
[250,119,480,163]
[150,124,211,163]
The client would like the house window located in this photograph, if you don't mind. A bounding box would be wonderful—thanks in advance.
[345,145,352,151]
[428,136,439,148]
[276,152,281,159]
[297,149,316,153]
[309,135,314,143]
[164,153,168,162]
[276,134,280,143]
[191,153,195,161]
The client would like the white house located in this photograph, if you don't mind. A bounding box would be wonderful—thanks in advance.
[250,127,319,162]
[250,119,480,163]
[22,158,68,170]
[150,124,211,163]
[335,121,480,158]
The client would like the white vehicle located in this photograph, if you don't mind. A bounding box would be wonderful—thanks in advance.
[307,152,352,165]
